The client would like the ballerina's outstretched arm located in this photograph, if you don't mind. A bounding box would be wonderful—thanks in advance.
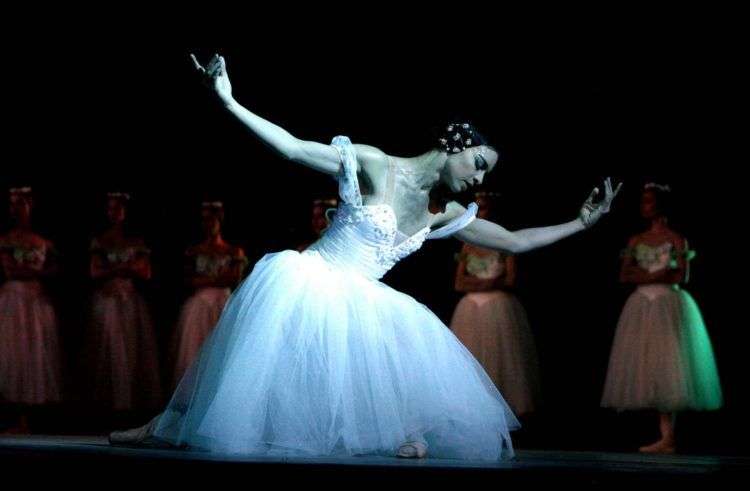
[190,53,342,175]
[453,178,622,254]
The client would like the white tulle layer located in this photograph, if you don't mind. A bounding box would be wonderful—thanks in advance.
[154,249,518,460]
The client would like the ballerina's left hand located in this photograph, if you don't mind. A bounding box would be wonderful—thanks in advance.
[579,177,622,228]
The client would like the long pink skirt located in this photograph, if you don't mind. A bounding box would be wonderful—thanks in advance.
[450,290,541,415]
[0,280,62,405]
[601,284,722,411]
[90,278,162,410]
[172,287,230,387]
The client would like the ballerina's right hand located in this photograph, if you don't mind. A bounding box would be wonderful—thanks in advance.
[190,53,233,105]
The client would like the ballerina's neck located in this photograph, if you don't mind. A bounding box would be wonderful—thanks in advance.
[649,216,669,233]
[12,219,33,231]
[9,226,35,237]
[395,149,445,190]
[204,232,225,244]
[106,224,126,238]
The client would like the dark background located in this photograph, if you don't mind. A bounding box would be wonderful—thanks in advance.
[1,38,745,455]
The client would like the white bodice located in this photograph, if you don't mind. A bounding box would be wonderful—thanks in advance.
[194,253,233,277]
[633,242,674,273]
[466,251,505,280]
[5,244,48,271]
[308,136,477,280]
[91,239,150,265]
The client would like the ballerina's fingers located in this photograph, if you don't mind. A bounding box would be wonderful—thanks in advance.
[206,65,220,79]
[206,54,226,77]
[189,54,205,74]
[602,178,623,212]
[585,187,599,207]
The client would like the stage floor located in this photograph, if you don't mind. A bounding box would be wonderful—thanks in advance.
[1,435,748,485]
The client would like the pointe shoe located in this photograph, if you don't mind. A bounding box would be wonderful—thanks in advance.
[397,441,428,459]
[638,438,676,454]
[109,415,171,448]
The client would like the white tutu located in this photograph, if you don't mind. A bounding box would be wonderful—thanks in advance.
[155,250,517,459]
[151,136,518,460]
[601,284,722,411]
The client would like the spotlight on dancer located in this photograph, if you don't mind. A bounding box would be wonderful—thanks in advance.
[109,53,620,461]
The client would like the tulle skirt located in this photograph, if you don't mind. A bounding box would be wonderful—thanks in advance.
[450,291,541,415]
[601,284,722,411]
[0,281,62,405]
[153,250,519,460]
[90,278,162,410]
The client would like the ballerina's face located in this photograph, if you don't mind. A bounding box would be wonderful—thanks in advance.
[107,198,127,225]
[10,195,32,224]
[202,209,223,237]
[442,146,499,193]
[640,190,659,220]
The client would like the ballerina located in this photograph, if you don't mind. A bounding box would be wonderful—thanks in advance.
[110,54,620,461]
[601,183,722,454]
[88,192,162,411]
[0,187,62,432]
[171,201,247,388]
[450,192,541,416]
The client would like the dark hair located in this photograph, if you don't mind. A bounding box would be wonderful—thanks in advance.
[201,201,225,222]
[9,187,33,201]
[436,122,490,154]
[107,192,131,206]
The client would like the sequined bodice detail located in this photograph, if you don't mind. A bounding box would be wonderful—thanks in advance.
[634,242,673,273]
[310,202,431,280]
[4,244,47,271]
[195,253,233,277]
[466,251,505,280]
